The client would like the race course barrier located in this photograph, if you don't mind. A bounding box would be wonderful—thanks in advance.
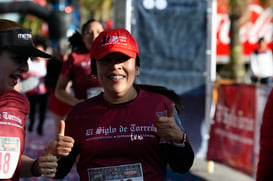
[207,83,272,177]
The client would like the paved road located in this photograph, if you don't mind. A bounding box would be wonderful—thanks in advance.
[190,157,254,181]
[20,111,255,181]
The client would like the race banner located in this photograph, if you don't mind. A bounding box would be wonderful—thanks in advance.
[207,84,272,177]
[217,0,273,63]
[207,84,257,175]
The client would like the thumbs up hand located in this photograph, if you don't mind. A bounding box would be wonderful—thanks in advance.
[58,119,66,136]
[55,120,74,156]
[156,104,184,143]
[44,120,74,157]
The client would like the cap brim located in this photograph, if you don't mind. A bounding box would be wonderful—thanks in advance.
[8,46,52,58]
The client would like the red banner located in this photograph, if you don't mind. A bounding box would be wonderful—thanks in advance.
[217,0,273,63]
[207,84,256,175]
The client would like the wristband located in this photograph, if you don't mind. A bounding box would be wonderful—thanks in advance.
[171,132,187,148]
[182,132,187,143]
[31,159,41,177]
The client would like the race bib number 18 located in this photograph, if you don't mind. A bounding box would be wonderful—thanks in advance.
[0,137,20,179]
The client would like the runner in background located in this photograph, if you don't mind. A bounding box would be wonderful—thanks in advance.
[55,19,104,106]
[46,39,73,135]
[0,19,74,180]
[54,28,194,180]
[25,35,49,135]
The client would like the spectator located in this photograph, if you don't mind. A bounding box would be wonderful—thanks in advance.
[250,37,273,85]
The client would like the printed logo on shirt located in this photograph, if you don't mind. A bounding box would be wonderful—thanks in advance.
[85,124,158,142]
[0,112,23,129]
[81,61,91,69]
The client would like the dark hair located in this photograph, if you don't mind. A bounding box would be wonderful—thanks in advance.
[33,35,47,50]
[90,55,140,76]
[134,84,183,114]
[81,19,96,34]
[0,19,23,31]
[258,37,265,44]
[68,30,85,51]
[0,19,23,52]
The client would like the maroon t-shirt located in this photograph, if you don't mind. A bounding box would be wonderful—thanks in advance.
[61,50,101,100]
[0,90,29,181]
[65,89,173,180]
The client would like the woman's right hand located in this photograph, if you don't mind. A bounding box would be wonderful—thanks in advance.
[44,120,75,157]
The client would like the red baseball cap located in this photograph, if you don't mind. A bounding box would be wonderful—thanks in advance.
[90,28,139,61]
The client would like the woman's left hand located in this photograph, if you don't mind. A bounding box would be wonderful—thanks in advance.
[156,104,184,143]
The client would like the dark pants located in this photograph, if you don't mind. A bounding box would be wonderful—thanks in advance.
[251,76,271,85]
[27,93,49,135]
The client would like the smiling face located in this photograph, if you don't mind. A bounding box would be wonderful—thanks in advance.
[96,52,139,103]
[0,50,29,94]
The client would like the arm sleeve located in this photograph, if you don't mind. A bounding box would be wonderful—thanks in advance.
[61,53,73,78]
[166,108,194,173]
[54,145,79,179]
[166,142,194,173]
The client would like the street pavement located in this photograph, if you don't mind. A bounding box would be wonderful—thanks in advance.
[190,157,254,181]
[20,110,255,181]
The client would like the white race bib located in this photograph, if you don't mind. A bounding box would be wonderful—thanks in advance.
[0,137,20,179]
[88,163,143,181]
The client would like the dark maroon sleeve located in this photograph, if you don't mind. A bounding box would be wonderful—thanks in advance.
[54,106,79,179]
[166,142,194,173]
[55,145,79,179]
